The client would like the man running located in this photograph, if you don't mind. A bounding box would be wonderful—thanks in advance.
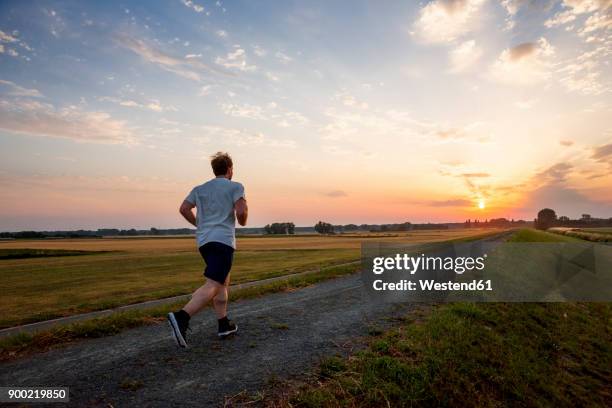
[168,152,248,347]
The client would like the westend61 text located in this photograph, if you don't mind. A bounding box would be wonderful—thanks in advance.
[373,279,493,292]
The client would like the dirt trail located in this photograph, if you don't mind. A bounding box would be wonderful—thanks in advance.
[0,274,413,407]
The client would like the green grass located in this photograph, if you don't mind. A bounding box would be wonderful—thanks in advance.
[288,302,611,407]
[0,262,360,361]
[0,248,110,260]
[0,247,358,328]
[262,229,612,407]
[507,228,580,243]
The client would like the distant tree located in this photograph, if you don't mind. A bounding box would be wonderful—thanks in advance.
[536,208,557,230]
[488,218,509,227]
[558,216,570,223]
[264,222,295,234]
[314,221,334,234]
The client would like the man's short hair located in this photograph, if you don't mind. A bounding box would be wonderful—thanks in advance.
[210,152,233,176]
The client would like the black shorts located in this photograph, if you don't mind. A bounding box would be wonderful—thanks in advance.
[199,242,234,284]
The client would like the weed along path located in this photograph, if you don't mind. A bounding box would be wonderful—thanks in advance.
[0,274,415,407]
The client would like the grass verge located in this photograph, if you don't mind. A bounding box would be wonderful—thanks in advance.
[284,302,611,407]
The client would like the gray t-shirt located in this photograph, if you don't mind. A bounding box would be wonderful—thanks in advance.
[185,177,245,249]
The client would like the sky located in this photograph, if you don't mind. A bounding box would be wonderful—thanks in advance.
[0,0,611,231]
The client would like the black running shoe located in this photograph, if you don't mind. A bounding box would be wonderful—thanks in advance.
[218,318,238,338]
[168,311,189,348]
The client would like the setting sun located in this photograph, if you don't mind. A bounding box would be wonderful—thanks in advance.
[478,200,486,210]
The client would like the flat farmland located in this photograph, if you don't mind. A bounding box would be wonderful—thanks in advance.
[0,229,499,329]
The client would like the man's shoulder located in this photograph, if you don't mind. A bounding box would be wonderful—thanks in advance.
[193,178,243,191]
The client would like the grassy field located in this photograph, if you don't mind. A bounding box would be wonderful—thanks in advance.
[508,228,580,242]
[0,229,497,329]
[261,229,611,407]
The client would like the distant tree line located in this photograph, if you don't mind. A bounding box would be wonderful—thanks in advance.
[314,221,335,234]
[535,209,612,230]
[0,228,195,239]
[264,222,295,234]
[336,222,448,232]
[464,218,529,228]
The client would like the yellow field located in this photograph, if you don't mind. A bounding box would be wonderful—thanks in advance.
[0,228,497,252]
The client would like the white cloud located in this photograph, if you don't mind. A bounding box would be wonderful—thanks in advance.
[0,29,31,58]
[215,46,256,71]
[563,0,609,14]
[220,101,309,127]
[115,33,231,82]
[100,96,177,112]
[557,46,610,94]
[197,125,296,148]
[501,0,523,16]
[0,99,134,144]
[185,53,202,59]
[181,0,205,13]
[488,37,555,85]
[0,79,44,98]
[275,51,293,64]
[448,39,483,73]
[545,0,611,34]
[413,0,486,43]
[199,85,212,96]
[220,102,266,120]
[216,30,227,38]
[252,45,267,57]
[265,71,280,81]
[545,10,577,27]
[0,30,18,43]
[333,92,369,109]
[579,11,612,36]
[320,107,426,142]
[282,111,309,126]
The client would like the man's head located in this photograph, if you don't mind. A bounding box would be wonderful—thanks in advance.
[210,152,233,179]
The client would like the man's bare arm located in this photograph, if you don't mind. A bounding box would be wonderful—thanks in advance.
[179,200,197,227]
[235,197,248,226]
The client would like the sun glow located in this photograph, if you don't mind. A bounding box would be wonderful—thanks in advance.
[478,199,486,209]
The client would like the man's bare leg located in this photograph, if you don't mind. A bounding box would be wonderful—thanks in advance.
[212,274,231,319]
[183,279,224,316]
